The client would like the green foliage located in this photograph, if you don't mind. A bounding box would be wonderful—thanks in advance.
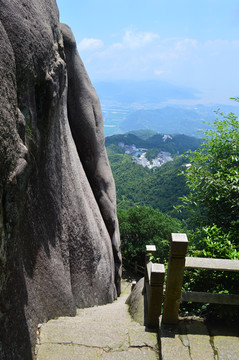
[106,131,202,217]
[178,108,239,234]
[182,224,239,319]
[105,132,202,155]
[128,129,158,140]
[106,143,125,156]
[178,105,239,319]
[183,225,239,295]
[189,225,239,260]
[105,133,146,148]
[107,150,189,216]
[118,205,184,270]
[148,253,161,263]
[145,134,202,154]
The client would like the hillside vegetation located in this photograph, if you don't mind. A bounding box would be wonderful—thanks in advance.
[107,148,188,215]
[106,130,199,215]
[105,130,202,154]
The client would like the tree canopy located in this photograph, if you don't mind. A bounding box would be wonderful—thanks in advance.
[177,104,239,317]
[178,106,239,238]
[118,206,184,269]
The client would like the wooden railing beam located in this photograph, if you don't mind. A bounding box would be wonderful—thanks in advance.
[181,291,239,305]
[185,257,239,272]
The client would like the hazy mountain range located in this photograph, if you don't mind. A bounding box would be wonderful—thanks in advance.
[93,81,239,137]
[94,80,200,106]
[105,130,202,154]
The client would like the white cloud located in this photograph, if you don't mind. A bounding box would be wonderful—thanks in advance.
[122,30,159,49]
[77,30,239,100]
[78,38,104,51]
[80,33,201,80]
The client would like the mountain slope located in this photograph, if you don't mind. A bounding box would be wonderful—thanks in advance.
[120,107,212,135]
[107,148,189,216]
[105,132,202,154]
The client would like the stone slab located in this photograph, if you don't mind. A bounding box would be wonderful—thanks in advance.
[102,348,158,359]
[209,324,239,360]
[36,281,159,359]
[160,322,191,360]
[129,327,158,348]
[36,344,103,360]
[160,317,239,360]
[214,336,239,360]
[185,320,215,360]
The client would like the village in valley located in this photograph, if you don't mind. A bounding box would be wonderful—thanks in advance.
[118,141,173,169]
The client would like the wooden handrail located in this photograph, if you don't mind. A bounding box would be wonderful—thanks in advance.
[143,235,239,327]
[181,291,239,305]
[185,257,239,272]
[163,233,239,325]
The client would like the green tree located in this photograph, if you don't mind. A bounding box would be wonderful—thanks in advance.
[118,206,184,270]
[177,104,239,318]
[178,106,239,237]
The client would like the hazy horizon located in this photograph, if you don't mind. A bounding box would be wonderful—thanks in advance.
[57,0,239,105]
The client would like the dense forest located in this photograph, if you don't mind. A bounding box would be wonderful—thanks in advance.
[107,146,189,215]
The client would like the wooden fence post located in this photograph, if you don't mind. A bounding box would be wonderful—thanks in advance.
[145,245,156,264]
[144,245,156,288]
[147,263,165,328]
[163,233,188,324]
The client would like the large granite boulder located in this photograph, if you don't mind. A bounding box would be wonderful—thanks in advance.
[0,1,121,359]
[126,278,145,326]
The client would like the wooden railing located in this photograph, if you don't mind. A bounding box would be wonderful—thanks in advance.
[142,233,239,328]
[163,233,239,324]
[124,259,145,276]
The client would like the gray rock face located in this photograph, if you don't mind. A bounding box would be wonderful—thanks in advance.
[0,1,121,359]
[126,278,145,326]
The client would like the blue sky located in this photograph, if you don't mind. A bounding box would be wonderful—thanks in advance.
[57,0,239,104]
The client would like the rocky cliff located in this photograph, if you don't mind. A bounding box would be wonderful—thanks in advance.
[0,1,121,359]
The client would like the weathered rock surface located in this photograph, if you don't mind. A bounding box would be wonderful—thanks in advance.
[0,1,121,359]
[126,277,145,326]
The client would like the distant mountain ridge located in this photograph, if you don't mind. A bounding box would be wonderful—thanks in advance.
[105,130,202,154]
[95,81,239,137]
[120,105,239,136]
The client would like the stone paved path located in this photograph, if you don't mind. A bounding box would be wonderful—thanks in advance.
[35,281,159,359]
[35,280,239,360]
[160,317,239,360]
